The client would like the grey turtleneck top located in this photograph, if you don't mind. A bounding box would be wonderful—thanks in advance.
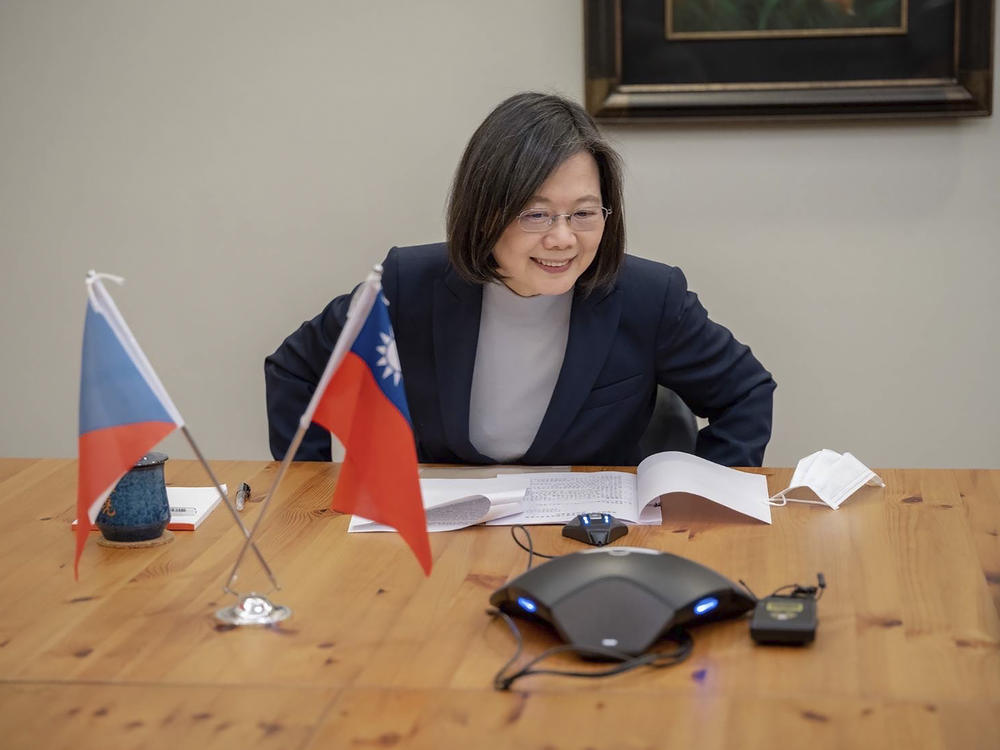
[469,282,573,463]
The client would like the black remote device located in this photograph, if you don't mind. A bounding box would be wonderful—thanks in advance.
[750,595,818,645]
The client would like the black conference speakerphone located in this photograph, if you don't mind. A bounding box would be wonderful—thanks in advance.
[490,547,755,656]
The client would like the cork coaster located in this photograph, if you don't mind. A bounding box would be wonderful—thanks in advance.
[97,530,175,549]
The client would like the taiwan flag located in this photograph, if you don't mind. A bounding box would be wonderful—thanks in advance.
[303,271,431,574]
[75,272,184,577]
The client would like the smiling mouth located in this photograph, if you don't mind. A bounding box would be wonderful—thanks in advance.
[532,257,574,271]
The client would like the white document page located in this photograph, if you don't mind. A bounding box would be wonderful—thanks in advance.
[636,452,771,524]
[485,471,661,526]
[349,476,528,532]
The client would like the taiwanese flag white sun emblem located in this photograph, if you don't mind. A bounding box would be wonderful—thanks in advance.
[375,331,402,386]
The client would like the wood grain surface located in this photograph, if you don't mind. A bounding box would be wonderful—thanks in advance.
[0,459,997,749]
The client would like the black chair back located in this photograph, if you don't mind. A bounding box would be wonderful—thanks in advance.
[638,386,697,459]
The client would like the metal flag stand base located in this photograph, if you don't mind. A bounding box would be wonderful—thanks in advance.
[216,593,292,626]
[174,424,287,627]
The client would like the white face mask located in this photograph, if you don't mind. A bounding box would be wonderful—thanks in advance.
[771,449,884,510]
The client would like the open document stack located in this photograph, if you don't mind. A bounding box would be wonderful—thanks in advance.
[348,451,772,533]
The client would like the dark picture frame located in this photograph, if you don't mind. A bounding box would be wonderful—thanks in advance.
[585,0,994,121]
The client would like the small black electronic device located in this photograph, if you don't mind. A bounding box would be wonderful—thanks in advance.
[562,512,628,546]
[750,597,817,644]
[489,547,755,656]
[749,574,825,645]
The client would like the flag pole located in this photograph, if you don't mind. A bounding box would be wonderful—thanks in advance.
[223,265,384,597]
[179,426,280,593]
[222,419,308,594]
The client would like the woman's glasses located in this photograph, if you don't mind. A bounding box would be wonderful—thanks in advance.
[516,206,612,233]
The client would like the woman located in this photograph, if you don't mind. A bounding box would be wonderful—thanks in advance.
[265,92,775,467]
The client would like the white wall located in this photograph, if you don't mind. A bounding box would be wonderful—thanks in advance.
[1,1,997,468]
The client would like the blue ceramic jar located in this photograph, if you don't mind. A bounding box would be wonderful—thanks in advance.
[96,452,170,542]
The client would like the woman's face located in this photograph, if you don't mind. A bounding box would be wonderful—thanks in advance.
[492,151,604,297]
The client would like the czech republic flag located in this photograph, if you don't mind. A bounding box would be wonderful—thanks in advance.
[304,270,431,574]
[75,273,184,576]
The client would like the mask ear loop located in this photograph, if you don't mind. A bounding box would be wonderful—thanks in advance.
[767,491,788,507]
[768,490,827,507]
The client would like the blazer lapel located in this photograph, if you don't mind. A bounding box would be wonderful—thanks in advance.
[432,268,491,463]
[521,286,622,463]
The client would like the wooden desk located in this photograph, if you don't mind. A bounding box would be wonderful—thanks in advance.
[0,459,997,749]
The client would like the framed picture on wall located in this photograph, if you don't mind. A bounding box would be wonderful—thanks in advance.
[584,0,994,121]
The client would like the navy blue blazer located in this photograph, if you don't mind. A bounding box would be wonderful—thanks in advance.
[265,243,775,466]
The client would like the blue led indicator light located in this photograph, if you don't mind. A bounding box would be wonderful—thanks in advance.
[694,597,719,615]
[603,514,610,523]
[516,596,538,613]
[581,515,590,525]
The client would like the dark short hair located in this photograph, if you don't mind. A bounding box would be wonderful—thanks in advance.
[447,92,625,294]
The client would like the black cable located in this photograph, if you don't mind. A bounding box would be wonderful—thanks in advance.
[738,578,759,601]
[768,572,826,600]
[487,608,528,688]
[488,608,694,690]
[770,583,801,597]
[509,525,557,571]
